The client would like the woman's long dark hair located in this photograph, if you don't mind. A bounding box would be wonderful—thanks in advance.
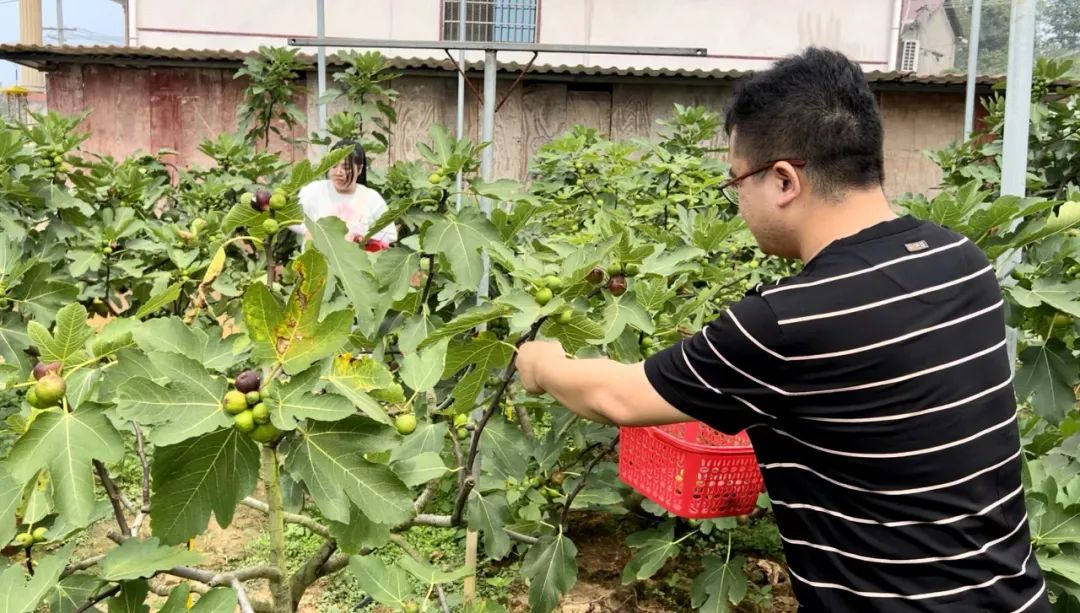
[331,139,367,186]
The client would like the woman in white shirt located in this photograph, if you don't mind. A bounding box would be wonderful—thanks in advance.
[291,139,398,252]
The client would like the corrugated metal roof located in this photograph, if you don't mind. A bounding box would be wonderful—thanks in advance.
[0,43,1016,88]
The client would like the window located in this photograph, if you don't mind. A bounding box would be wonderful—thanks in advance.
[899,39,920,72]
[442,0,539,43]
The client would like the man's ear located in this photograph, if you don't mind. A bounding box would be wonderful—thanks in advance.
[772,161,803,208]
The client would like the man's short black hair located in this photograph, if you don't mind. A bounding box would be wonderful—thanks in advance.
[724,47,885,197]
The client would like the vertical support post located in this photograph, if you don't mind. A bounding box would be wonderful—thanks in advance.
[477,49,497,299]
[963,0,983,141]
[316,0,327,134]
[55,0,64,45]
[465,45,499,607]
[1000,0,1036,198]
[18,0,45,91]
[1000,0,1037,371]
[455,0,467,209]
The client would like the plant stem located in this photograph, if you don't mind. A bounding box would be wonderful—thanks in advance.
[74,584,122,613]
[416,254,437,315]
[451,318,546,526]
[25,546,33,576]
[560,436,619,531]
[262,445,291,613]
[239,497,330,538]
[265,233,277,286]
[132,423,151,536]
[94,460,131,537]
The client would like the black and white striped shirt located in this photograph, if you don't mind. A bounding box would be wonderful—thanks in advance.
[645,216,1048,612]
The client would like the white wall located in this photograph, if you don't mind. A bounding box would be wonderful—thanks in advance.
[132,0,897,71]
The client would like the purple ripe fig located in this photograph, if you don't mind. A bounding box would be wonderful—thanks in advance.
[234,370,262,394]
[32,361,62,381]
[252,189,272,212]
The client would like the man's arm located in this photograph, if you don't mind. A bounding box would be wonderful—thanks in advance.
[516,341,694,427]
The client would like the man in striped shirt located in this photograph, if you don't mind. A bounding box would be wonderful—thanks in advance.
[515,47,1048,611]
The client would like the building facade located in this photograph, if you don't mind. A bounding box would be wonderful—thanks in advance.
[125,0,906,72]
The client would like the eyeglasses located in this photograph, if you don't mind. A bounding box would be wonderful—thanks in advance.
[718,159,807,207]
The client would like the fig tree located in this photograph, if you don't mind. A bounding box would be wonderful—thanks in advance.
[32,361,61,380]
[428,173,444,184]
[624,263,641,276]
[235,370,261,393]
[453,413,469,428]
[223,390,249,415]
[402,601,420,613]
[585,267,605,284]
[32,527,47,543]
[269,194,286,210]
[557,309,574,324]
[250,423,282,444]
[234,410,256,433]
[14,532,34,548]
[608,263,625,276]
[533,287,554,306]
[262,219,280,235]
[246,391,262,405]
[34,375,66,406]
[395,413,417,435]
[251,402,270,425]
[26,388,42,408]
[608,275,628,296]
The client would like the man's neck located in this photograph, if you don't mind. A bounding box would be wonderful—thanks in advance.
[798,189,897,261]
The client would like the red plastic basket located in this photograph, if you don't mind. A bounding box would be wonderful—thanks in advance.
[618,422,764,519]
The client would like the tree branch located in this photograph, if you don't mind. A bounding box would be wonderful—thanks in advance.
[261,445,291,611]
[232,577,257,613]
[514,405,535,441]
[451,318,545,525]
[94,460,131,537]
[448,431,466,490]
[61,554,106,579]
[107,530,282,586]
[416,254,437,315]
[413,479,442,514]
[74,584,122,613]
[450,476,475,526]
[318,553,351,577]
[288,540,338,610]
[240,497,331,538]
[410,515,538,544]
[561,436,619,530]
[132,423,151,536]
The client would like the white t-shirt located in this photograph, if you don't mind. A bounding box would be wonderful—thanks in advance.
[290,180,398,245]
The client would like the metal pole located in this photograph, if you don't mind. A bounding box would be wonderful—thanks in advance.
[963,0,982,141]
[1000,0,1037,371]
[55,0,64,45]
[316,0,327,134]
[477,49,497,300]
[1000,0,1036,198]
[455,0,466,209]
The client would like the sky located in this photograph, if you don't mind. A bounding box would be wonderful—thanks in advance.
[1,0,125,86]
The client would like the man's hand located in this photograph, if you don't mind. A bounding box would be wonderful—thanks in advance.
[515,340,568,394]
